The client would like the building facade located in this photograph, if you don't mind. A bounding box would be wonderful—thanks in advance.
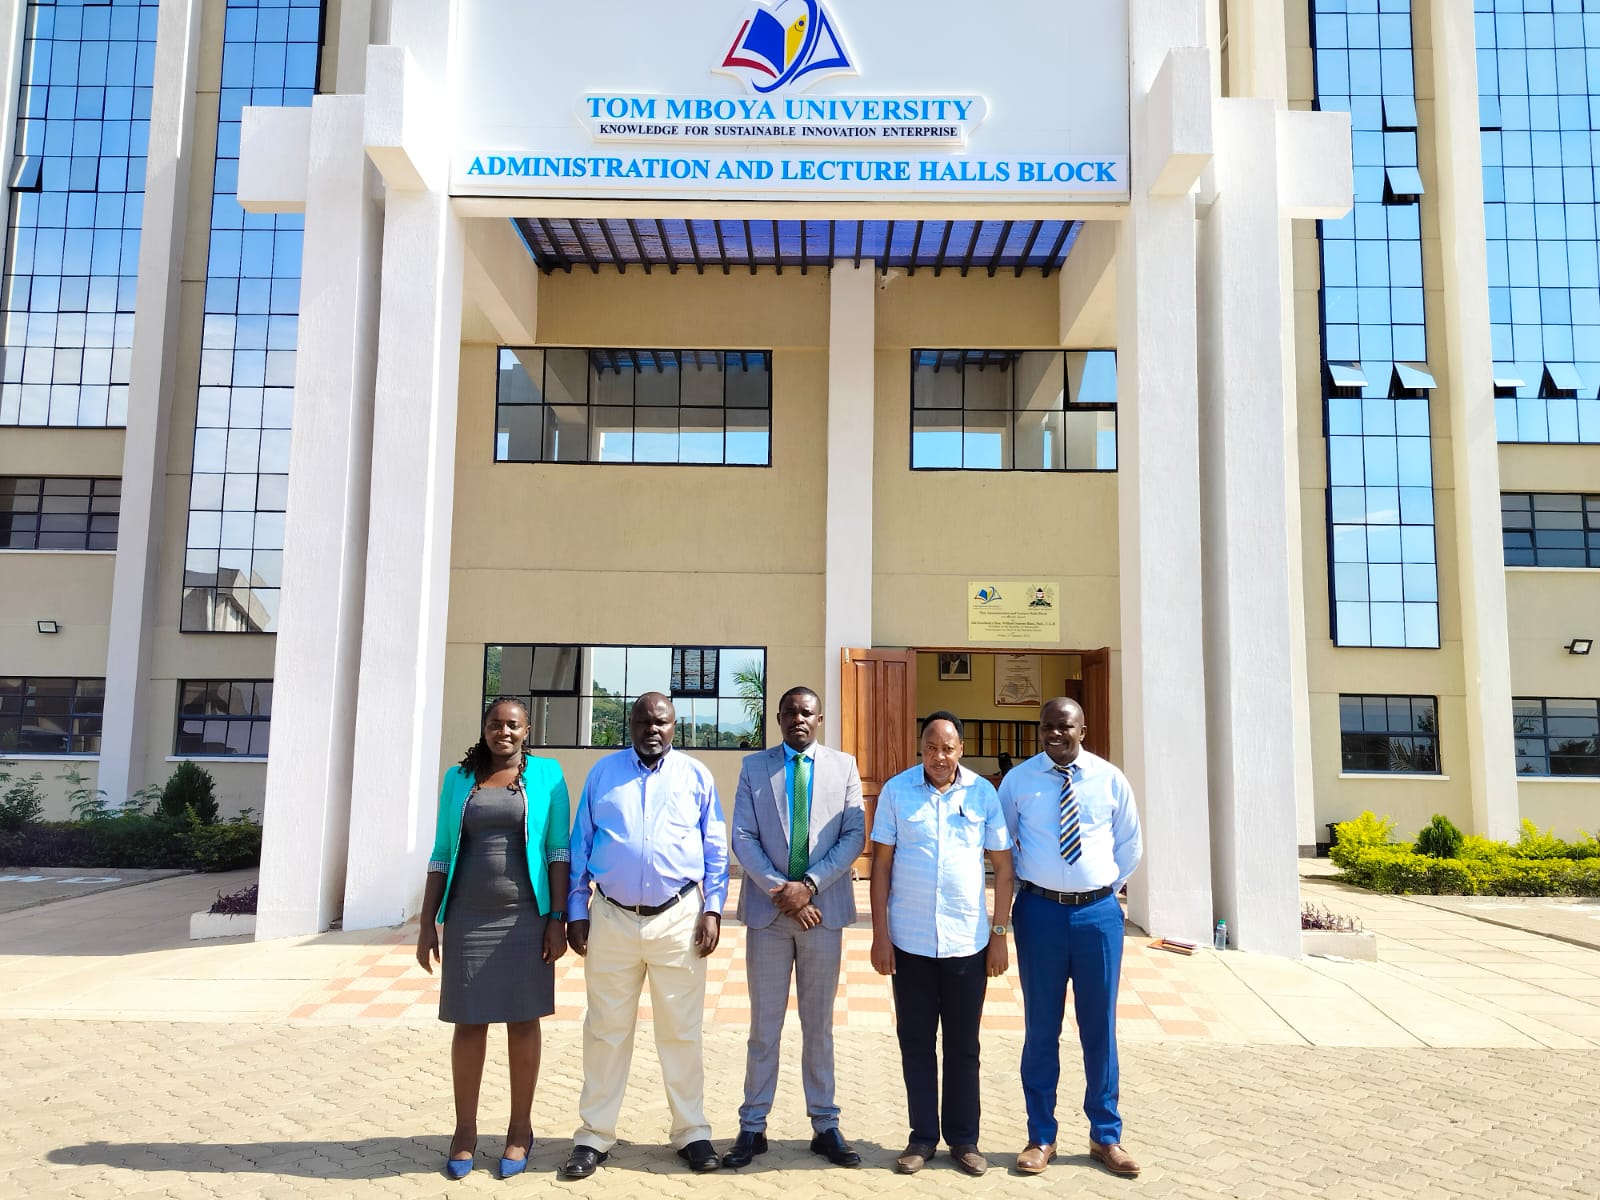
[0,0,1595,954]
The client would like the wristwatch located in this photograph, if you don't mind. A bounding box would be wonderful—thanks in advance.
[803,875,819,897]
[550,909,567,922]
[990,924,1009,936]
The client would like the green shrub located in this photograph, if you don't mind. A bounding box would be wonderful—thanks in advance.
[1329,811,1398,869]
[0,765,45,832]
[1513,818,1570,860]
[181,815,263,872]
[1415,813,1464,859]
[58,763,112,821]
[1457,833,1502,860]
[160,761,218,825]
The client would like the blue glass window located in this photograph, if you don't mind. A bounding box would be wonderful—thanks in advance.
[180,0,323,633]
[494,348,772,466]
[1312,0,1440,648]
[174,678,272,757]
[910,349,1117,471]
[1339,693,1440,773]
[1479,0,1600,444]
[1501,491,1600,567]
[1513,697,1600,776]
[0,0,158,428]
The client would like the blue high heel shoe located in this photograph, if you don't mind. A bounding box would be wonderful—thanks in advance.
[445,1143,476,1180]
[500,1136,535,1179]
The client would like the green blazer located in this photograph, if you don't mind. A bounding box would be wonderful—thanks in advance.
[427,756,570,923]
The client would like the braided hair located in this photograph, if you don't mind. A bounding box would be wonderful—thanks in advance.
[459,696,533,785]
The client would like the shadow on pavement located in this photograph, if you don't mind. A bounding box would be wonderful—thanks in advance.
[49,1136,906,1178]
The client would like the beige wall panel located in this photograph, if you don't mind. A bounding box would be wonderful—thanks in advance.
[536,270,829,349]
[452,345,826,577]
[875,272,1062,349]
[0,555,115,676]
[1518,782,1600,838]
[0,429,125,478]
[13,760,100,823]
[1505,572,1600,695]
[1498,445,1600,495]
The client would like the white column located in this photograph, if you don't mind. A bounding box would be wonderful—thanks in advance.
[247,96,383,938]
[823,262,876,744]
[1197,100,1310,957]
[1117,0,1214,945]
[97,0,203,805]
[342,0,464,929]
[1424,0,1519,838]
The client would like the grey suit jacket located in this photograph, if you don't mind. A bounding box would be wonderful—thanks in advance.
[731,743,865,930]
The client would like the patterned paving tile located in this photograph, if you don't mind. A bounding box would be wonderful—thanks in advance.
[287,878,1229,1037]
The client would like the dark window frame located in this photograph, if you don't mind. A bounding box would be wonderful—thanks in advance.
[1501,492,1600,569]
[909,348,1118,473]
[173,678,273,759]
[493,347,774,468]
[483,642,766,751]
[0,675,105,755]
[0,475,120,550]
[1513,697,1600,778]
[1338,693,1441,775]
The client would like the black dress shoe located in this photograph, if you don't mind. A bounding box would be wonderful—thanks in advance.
[721,1130,768,1169]
[560,1145,608,1180]
[810,1128,862,1167]
[676,1139,721,1172]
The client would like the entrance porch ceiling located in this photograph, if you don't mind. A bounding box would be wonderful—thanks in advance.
[510,218,1080,277]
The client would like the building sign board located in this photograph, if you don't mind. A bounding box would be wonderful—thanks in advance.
[452,0,1130,203]
[967,582,1061,643]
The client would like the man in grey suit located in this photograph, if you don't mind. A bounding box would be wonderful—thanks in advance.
[722,685,866,1169]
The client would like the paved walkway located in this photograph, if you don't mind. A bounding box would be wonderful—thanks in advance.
[4,866,1600,1196]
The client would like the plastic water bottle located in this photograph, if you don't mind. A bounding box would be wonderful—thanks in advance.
[1213,919,1227,951]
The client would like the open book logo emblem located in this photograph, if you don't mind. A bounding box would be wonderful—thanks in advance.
[716,0,856,94]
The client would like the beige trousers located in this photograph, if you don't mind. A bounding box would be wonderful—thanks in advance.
[574,892,710,1151]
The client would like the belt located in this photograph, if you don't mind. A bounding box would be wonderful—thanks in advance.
[598,880,697,917]
[1019,879,1114,906]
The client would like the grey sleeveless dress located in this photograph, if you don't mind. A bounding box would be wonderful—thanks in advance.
[439,784,555,1024]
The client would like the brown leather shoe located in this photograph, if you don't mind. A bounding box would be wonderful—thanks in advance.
[1015,1143,1056,1174]
[1089,1142,1141,1177]
[896,1141,936,1174]
[950,1145,988,1177]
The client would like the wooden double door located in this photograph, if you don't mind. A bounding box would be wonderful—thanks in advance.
[839,646,1111,874]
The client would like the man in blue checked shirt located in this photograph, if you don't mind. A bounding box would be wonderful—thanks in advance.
[561,693,730,1180]
[997,697,1143,1179]
[869,710,1014,1179]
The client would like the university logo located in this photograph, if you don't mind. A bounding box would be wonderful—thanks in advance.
[716,0,855,94]
[973,586,1002,605]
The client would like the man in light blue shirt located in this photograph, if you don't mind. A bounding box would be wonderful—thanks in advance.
[870,711,1013,1178]
[562,693,729,1179]
[997,696,1143,1179]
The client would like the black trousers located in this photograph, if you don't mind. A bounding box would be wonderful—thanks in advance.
[890,946,988,1147]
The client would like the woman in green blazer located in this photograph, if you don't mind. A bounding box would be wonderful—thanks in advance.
[416,697,570,1180]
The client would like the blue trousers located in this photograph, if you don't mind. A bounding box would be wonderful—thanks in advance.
[1013,888,1124,1146]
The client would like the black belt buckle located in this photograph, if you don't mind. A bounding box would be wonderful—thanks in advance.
[601,880,696,916]
[1023,879,1112,906]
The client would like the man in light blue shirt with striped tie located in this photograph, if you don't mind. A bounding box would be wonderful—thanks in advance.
[997,697,1143,1180]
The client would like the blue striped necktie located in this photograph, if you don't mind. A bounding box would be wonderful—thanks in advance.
[1054,763,1082,864]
